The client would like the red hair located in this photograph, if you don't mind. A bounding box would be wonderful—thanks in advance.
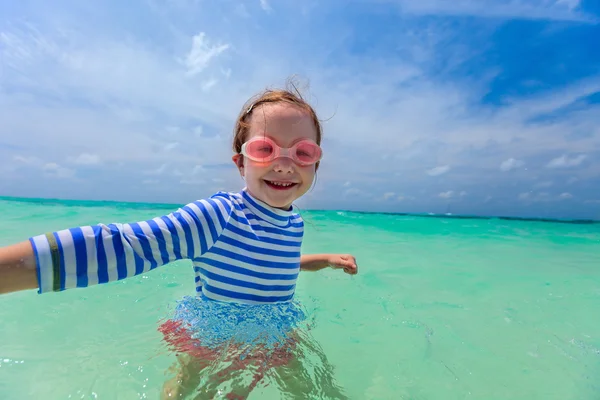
[232,80,323,156]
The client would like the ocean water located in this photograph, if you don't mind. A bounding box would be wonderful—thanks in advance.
[0,197,599,399]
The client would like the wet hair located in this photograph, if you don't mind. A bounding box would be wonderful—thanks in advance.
[232,79,323,159]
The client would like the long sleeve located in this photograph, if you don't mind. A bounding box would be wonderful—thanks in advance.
[29,196,232,294]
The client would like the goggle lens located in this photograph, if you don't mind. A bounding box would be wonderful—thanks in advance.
[295,141,321,164]
[245,139,275,160]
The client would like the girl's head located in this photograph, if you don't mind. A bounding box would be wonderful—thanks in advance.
[232,83,323,210]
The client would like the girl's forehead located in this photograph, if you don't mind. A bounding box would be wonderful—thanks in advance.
[250,102,309,122]
[248,103,317,141]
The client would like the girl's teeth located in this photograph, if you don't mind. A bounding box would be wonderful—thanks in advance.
[268,181,293,187]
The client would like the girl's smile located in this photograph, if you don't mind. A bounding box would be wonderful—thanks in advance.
[263,180,298,190]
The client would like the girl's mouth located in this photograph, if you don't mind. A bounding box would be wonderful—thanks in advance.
[264,180,298,190]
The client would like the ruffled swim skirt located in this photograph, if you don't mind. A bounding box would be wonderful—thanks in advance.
[159,294,308,358]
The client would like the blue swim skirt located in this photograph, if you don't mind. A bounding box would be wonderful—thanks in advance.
[163,294,308,351]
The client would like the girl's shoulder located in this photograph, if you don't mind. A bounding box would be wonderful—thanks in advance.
[207,190,244,211]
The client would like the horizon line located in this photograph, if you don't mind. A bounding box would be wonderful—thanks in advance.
[1,195,598,225]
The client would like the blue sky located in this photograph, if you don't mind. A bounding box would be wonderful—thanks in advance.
[1,0,599,219]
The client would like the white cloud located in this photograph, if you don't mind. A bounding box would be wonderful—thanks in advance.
[192,165,205,175]
[558,192,573,199]
[437,190,467,199]
[42,162,75,179]
[500,158,524,171]
[518,192,531,200]
[201,79,218,92]
[221,68,232,79]
[383,192,396,200]
[0,1,598,215]
[193,126,204,137]
[146,163,169,175]
[164,142,179,151]
[260,0,272,12]
[182,32,230,76]
[69,153,101,165]
[556,0,580,11]
[546,154,587,168]
[519,191,575,202]
[13,155,42,165]
[427,165,450,176]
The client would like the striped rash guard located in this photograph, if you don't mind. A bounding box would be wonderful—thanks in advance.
[29,189,304,304]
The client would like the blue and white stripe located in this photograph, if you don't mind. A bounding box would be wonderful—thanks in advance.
[30,189,304,304]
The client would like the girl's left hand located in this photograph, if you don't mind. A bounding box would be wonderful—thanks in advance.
[328,254,358,275]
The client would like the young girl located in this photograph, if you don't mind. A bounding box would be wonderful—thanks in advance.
[0,84,358,398]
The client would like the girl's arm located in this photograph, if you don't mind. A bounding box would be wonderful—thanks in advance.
[0,196,233,296]
[300,254,358,275]
[0,241,38,294]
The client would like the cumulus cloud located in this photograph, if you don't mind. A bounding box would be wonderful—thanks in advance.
[192,165,205,175]
[260,0,272,12]
[42,163,75,179]
[438,190,467,199]
[427,165,450,176]
[519,191,574,202]
[558,192,573,199]
[182,33,230,76]
[201,79,219,92]
[13,155,42,165]
[164,142,179,151]
[518,192,531,200]
[500,158,524,171]
[546,154,587,168]
[0,0,598,218]
[69,153,101,165]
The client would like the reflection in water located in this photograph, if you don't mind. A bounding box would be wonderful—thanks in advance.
[158,295,348,399]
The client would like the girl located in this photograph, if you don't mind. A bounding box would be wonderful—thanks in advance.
[0,84,358,398]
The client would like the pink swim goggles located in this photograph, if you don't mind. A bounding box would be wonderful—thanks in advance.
[240,136,323,166]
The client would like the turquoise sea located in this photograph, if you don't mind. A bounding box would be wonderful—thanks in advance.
[0,196,599,399]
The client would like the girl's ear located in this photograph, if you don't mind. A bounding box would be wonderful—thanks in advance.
[231,154,244,177]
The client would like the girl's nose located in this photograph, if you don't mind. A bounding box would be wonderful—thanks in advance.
[272,156,295,173]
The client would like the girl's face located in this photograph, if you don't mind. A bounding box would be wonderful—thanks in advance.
[232,102,319,210]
